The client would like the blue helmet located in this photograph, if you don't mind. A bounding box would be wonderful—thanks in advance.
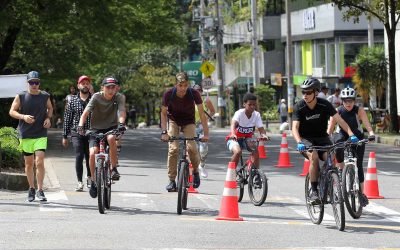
[27,71,40,81]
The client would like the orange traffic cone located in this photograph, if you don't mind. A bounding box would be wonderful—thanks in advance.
[258,140,267,159]
[275,133,293,168]
[364,152,384,199]
[216,161,243,221]
[299,158,310,176]
[188,164,199,193]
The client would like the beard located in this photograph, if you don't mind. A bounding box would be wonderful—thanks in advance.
[80,87,89,94]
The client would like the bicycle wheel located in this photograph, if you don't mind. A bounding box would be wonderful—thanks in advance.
[182,166,189,210]
[248,168,268,206]
[236,168,245,202]
[96,159,105,214]
[330,171,345,231]
[305,174,324,224]
[343,164,362,219]
[177,162,187,215]
[104,166,112,210]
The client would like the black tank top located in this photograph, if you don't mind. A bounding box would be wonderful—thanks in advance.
[337,105,363,139]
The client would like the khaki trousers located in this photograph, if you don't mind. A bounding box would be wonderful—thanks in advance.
[167,121,200,181]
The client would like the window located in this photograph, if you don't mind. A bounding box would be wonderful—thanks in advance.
[316,42,326,69]
[294,42,303,74]
[328,43,336,75]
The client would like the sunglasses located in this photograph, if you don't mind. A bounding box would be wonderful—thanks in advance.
[28,81,40,86]
[105,85,116,89]
[302,90,314,96]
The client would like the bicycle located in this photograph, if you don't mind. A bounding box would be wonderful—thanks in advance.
[235,137,268,206]
[87,129,124,214]
[168,136,200,215]
[341,138,373,219]
[303,142,346,231]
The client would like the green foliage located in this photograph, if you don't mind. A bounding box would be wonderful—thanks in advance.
[226,45,252,64]
[0,127,23,171]
[352,46,387,104]
[254,84,276,115]
[222,0,268,24]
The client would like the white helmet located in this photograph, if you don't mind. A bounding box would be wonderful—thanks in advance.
[340,87,356,99]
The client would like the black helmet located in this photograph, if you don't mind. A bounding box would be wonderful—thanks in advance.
[300,78,320,90]
[27,71,40,81]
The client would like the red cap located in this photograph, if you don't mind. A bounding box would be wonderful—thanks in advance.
[78,75,90,84]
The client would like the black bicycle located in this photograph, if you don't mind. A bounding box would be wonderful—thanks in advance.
[341,138,372,219]
[168,136,200,215]
[87,129,124,214]
[303,142,346,231]
[235,137,268,206]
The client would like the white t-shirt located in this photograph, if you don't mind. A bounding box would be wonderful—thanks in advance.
[231,108,263,138]
[317,92,327,99]
[327,94,342,108]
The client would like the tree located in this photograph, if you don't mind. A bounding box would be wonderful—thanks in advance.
[254,84,276,115]
[352,46,388,109]
[331,0,400,132]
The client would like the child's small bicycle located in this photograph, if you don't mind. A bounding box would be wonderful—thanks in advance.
[235,137,268,206]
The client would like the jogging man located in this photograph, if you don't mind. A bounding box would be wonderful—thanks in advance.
[160,72,209,191]
[292,78,358,204]
[9,71,53,202]
[78,76,126,198]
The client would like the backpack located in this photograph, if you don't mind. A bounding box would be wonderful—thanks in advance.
[168,87,195,106]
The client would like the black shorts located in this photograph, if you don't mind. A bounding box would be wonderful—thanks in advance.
[301,136,332,161]
[88,126,117,148]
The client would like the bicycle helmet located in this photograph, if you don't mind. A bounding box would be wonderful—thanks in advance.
[101,76,118,86]
[300,78,320,91]
[340,87,356,99]
[27,71,40,81]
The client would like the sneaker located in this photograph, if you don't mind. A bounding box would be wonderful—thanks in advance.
[111,167,120,181]
[86,176,92,188]
[36,190,47,202]
[27,188,35,202]
[166,180,177,192]
[359,193,369,207]
[310,190,321,205]
[89,181,97,198]
[75,182,84,192]
[193,171,201,188]
[199,165,208,178]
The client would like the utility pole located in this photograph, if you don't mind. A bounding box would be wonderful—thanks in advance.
[285,0,293,128]
[251,0,260,88]
[214,0,225,127]
[200,0,206,59]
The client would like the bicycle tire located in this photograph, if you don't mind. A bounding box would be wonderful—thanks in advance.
[182,166,189,210]
[330,171,345,231]
[96,159,105,214]
[236,168,245,202]
[104,166,112,210]
[248,168,268,206]
[177,162,186,215]
[343,164,362,219]
[305,174,324,224]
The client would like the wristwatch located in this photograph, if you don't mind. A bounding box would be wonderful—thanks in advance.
[161,130,168,135]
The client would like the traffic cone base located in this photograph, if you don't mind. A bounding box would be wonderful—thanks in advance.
[299,158,310,176]
[216,162,243,221]
[364,152,384,199]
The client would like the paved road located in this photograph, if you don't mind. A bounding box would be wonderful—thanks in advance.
[0,128,399,249]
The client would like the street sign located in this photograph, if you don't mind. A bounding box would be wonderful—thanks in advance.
[199,61,215,77]
[181,61,202,85]
[201,77,213,89]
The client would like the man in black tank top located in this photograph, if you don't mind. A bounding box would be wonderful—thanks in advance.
[9,71,53,202]
[292,78,358,204]
[328,87,375,207]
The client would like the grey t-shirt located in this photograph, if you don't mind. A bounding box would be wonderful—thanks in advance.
[85,92,126,130]
[18,91,50,139]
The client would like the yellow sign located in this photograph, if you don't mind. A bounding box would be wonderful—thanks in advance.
[199,61,215,77]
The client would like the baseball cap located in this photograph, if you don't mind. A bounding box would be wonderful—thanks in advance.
[27,71,40,82]
[101,77,118,86]
[78,75,91,84]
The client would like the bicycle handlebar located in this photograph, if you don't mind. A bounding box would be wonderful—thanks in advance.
[228,136,269,142]
[168,136,200,142]
[86,129,124,140]
[303,138,371,152]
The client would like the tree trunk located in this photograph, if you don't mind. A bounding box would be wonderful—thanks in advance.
[0,25,20,72]
[387,31,399,133]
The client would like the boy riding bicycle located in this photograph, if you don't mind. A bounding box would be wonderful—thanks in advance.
[78,76,126,198]
[292,78,358,204]
[327,87,375,207]
[226,93,269,170]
